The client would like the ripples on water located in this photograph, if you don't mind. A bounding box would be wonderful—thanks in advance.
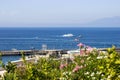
[0,27,120,50]
[0,27,120,63]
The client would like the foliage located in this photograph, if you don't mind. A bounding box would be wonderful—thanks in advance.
[2,61,16,73]
[0,46,120,80]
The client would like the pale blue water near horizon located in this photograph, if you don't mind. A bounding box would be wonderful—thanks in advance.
[1,27,120,63]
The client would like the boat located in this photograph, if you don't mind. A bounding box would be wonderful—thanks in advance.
[67,49,80,54]
[62,33,74,37]
[74,38,79,42]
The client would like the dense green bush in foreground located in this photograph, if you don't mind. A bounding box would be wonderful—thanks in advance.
[0,46,120,80]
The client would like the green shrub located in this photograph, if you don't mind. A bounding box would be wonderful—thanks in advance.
[0,46,120,80]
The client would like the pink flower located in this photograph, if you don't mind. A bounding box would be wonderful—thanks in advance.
[77,43,84,48]
[59,63,67,69]
[86,50,90,54]
[80,50,85,55]
[87,47,93,52]
[72,65,83,72]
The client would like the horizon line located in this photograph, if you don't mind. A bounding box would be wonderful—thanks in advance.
[0,26,120,28]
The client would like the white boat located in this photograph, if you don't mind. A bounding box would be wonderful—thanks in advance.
[11,48,17,51]
[67,49,80,54]
[62,33,74,37]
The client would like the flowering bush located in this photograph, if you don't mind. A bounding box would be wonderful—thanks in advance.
[0,46,120,80]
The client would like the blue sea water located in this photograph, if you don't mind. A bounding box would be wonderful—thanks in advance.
[1,27,120,63]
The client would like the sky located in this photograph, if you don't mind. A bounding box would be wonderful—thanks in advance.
[0,0,120,27]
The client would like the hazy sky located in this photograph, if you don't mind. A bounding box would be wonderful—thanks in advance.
[0,0,120,27]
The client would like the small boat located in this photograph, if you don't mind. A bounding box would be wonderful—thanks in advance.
[74,35,82,42]
[74,38,79,42]
[67,49,80,54]
[11,48,17,51]
[62,33,74,37]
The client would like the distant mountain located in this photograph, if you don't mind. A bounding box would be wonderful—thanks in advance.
[82,16,120,27]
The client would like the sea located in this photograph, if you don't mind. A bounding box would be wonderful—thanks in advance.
[0,27,120,63]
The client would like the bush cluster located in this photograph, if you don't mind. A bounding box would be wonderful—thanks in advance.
[0,46,120,80]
